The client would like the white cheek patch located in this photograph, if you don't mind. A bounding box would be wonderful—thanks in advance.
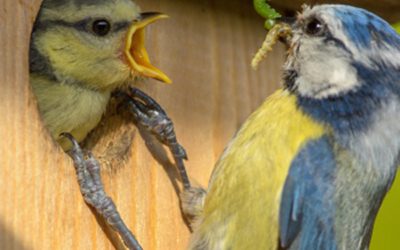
[331,63,358,88]
[294,38,360,98]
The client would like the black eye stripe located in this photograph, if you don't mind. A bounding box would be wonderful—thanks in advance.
[113,21,130,32]
[35,19,130,35]
[323,33,353,56]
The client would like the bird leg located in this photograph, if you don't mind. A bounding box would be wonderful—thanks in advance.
[121,88,206,228]
[62,133,143,250]
[62,87,192,249]
[121,87,191,190]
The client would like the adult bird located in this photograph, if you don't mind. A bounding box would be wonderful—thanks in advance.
[184,4,400,250]
[30,0,189,249]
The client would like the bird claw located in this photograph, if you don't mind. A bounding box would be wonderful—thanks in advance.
[122,87,191,189]
[59,88,191,249]
[180,186,207,227]
[61,133,143,250]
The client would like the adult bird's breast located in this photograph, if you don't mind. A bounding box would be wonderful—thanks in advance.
[189,90,326,250]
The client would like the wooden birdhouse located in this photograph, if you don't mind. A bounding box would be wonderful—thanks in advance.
[0,0,399,249]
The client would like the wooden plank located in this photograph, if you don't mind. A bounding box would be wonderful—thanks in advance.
[0,0,284,249]
[2,1,398,249]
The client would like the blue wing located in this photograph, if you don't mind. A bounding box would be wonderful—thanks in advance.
[279,136,337,250]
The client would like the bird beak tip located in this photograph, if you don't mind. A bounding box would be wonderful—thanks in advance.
[124,12,172,84]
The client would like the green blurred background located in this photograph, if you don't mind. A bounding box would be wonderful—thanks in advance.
[371,170,400,249]
[394,22,400,33]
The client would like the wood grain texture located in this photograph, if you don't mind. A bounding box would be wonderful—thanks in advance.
[2,1,397,249]
[0,0,284,249]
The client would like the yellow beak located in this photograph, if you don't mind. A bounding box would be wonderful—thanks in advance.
[125,12,172,84]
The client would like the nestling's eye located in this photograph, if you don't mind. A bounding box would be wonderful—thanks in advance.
[304,18,324,36]
[92,19,111,36]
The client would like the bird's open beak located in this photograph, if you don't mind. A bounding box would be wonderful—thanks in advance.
[125,12,172,83]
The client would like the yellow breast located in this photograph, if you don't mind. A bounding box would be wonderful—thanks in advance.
[31,74,110,150]
[190,89,326,250]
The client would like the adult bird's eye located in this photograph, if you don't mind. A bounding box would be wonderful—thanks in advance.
[92,19,111,36]
[305,18,324,36]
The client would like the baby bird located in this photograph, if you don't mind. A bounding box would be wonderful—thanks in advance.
[30,0,171,150]
[30,0,189,249]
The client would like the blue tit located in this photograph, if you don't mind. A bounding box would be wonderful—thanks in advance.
[29,1,183,249]
[186,4,400,250]
[30,0,171,150]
